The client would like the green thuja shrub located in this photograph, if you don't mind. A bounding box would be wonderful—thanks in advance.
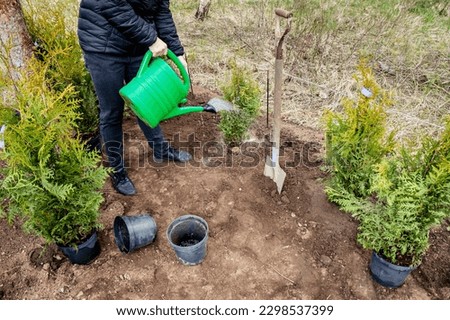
[218,109,253,146]
[23,0,98,135]
[219,61,261,145]
[0,55,108,246]
[322,62,450,266]
[356,118,450,266]
[323,61,395,211]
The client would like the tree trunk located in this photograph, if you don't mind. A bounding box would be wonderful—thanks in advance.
[195,0,211,21]
[0,0,33,79]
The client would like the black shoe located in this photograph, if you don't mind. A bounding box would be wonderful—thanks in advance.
[153,147,192,163]
[110,170,136,196]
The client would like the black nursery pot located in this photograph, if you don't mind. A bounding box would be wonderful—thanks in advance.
[58,232,101,265]
[114,214,157,253]
[166,215,209,266]
[369,251,416,288]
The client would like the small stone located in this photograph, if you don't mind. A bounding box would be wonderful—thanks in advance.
[231,146,240,154]
[290,213,296,218]
[281,195,290,204]
[76,291,84,298]
[320,255,332,266]
[319,91,329,99]
[205,201,217,212]
[42,263,50,271]
[379,61,391,73]
[271,190,277,197]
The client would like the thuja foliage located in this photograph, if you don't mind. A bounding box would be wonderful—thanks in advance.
[218,110,253,146]
[0,56,108,246]
[218,61,261,145]
[22,0,98,135]
[323,61,395,204]
[323,61,450,266]
[356,119,450,266]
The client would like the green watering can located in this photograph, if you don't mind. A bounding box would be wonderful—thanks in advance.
[120,49,232,128]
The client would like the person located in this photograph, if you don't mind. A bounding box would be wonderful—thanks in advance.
[77,0,192,196]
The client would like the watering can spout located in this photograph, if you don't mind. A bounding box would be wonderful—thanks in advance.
[161,105,205,121]
[161,99,233,121]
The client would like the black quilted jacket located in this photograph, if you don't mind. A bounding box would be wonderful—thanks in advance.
[77,0,184,56]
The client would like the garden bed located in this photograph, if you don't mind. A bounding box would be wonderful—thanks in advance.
[0,87,449,300]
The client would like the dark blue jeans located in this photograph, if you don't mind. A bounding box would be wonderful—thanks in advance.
[83,52,170,171]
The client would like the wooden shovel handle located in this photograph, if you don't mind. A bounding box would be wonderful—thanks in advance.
[274,9,292,59]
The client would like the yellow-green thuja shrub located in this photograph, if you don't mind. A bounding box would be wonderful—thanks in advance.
[0,55,108,246]
[218,61,261,146]
[323,61,450,266]
[23,0,98,135]
[323,61,395,214]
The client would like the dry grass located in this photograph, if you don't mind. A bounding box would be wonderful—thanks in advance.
[17,0,449,140]
[173,0,450,139]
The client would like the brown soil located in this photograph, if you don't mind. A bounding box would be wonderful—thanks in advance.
[1,86,450,300]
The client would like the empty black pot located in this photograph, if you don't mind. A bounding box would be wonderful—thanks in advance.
[114,214,157,253]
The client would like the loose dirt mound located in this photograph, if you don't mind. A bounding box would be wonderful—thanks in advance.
[1,87,449,300]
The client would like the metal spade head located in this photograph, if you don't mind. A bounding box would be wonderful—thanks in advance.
[203,97,234,113]
[264,155,286,194]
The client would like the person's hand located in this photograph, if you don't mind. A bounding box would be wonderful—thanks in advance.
[149,37,167,57]
[178,54,188,73]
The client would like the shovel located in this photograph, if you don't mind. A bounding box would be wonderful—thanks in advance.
[264,8,292,194]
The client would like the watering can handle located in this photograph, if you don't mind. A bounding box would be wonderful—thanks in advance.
[136,49,190,94]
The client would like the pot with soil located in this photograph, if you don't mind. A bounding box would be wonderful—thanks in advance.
[58,231,101,265]
[369,251,416,288]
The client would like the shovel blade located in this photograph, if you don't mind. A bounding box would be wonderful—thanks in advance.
[274,166,286,194]
[205,97,234,112]
[264,156,286,193]
[264,156,274,178]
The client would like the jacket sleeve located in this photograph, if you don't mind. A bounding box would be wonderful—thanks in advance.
[100,0,158,46]
[154,0,184,56]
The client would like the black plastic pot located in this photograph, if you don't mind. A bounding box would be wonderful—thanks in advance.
[114,214,157,253]
[166,215,209,266]
[58,232,101,265]
[370,251,415,288]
